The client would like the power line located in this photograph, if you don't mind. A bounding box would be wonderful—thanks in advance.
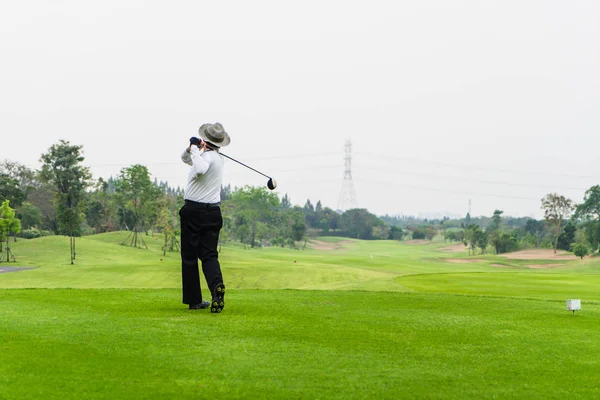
[86,152,341,168]
[353,163,590,192]
[354,178,542,201]
[358,152,600,180]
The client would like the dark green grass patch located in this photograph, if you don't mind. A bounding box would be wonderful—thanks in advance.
[2,289,600,399]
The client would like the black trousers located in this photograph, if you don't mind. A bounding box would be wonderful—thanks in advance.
[179,200,224,305]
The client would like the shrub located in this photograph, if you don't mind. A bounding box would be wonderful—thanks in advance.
[19,228,53,239]
[571,243,590,259]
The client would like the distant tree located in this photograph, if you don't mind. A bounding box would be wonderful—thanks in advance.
[317,207,340,234]
[410,225,437,241]
[40,141,92,264]
[575,185,600,220]
[0,160,36,199]
[541,193,574,254]
[571,243,589,259]
[340,209,385,240]
[445,230,465,244]
[230,186,280,248]
[290,209,307,243]
[114,165,160,248]
[86,178,117,233]
[411,228,426,240]
[0,174,26,207]
[156,203,178,256]
[524,219,546,247]
[272,206,308,248]
[476,229,488,254]
[388,225,405,241]
[465,224,483,255]
[582,221,600,253]
[17,202,42,230]
[464,212,472,226]
[424,226,437,241]
[303,199,318,228]
[26,184,58,233]
[303,199,315,213]
[486,210,504,254]
[488,210,503,231]
[281,193,292,210]
[557,221,577,251]
[492,232,517,254]
[372,224,391,240]
[575,186,600,253]
[315,200,323,213]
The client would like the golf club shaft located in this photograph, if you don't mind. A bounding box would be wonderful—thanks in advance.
[219,152,271,179]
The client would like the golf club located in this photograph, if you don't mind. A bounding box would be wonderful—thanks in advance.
[191,136,277,190]
[218,152,277,191]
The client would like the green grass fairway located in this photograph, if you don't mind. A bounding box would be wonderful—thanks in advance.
[2,233,600,399]
[2,289,600,400]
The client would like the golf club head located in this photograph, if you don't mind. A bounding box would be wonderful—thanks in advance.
[267,178,277,190]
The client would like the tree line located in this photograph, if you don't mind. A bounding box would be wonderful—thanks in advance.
[2,141,600,262]
[0,141,399,262]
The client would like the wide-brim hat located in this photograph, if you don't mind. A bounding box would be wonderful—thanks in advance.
[198,122,231,147]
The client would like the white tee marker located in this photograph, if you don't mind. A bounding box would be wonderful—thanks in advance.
[566,299,581,315]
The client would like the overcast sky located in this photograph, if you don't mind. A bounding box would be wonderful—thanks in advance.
[1,1,598,219]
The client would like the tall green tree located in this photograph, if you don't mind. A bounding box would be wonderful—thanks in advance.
[582,221,600,253]
[0,160,36,204]
[86,178,118,233]
[488,210,503,231]
[40,140,92,264]
[274,206,306,248]
[575,186,600,253]
[476,228,488,254]
[576,185,600,220]
[487,210,504,254]
[114,165,160,248]
[0,200,22,262]
[229,186,280,248]
[541,193,574,254]
[465,224,482,255]
[156,204,176,256]
[557,221,577,251]
[0,174,26,207]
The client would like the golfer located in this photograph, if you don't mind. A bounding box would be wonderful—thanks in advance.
[179,122,230,313]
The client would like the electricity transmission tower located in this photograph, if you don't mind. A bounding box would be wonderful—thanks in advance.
[337,140,358,212]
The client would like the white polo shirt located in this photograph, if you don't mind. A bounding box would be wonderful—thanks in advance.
[181,146,224,204]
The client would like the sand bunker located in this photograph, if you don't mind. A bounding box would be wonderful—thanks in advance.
[501,249,578,261]
[491,262,564,269]
[440,243,467,253]
[404,239,432,245]
[309,240,352,250]
[443,258,486,264]
[526,263,565,269]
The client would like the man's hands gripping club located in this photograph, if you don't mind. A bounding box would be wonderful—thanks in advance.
[187,137,208,153]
